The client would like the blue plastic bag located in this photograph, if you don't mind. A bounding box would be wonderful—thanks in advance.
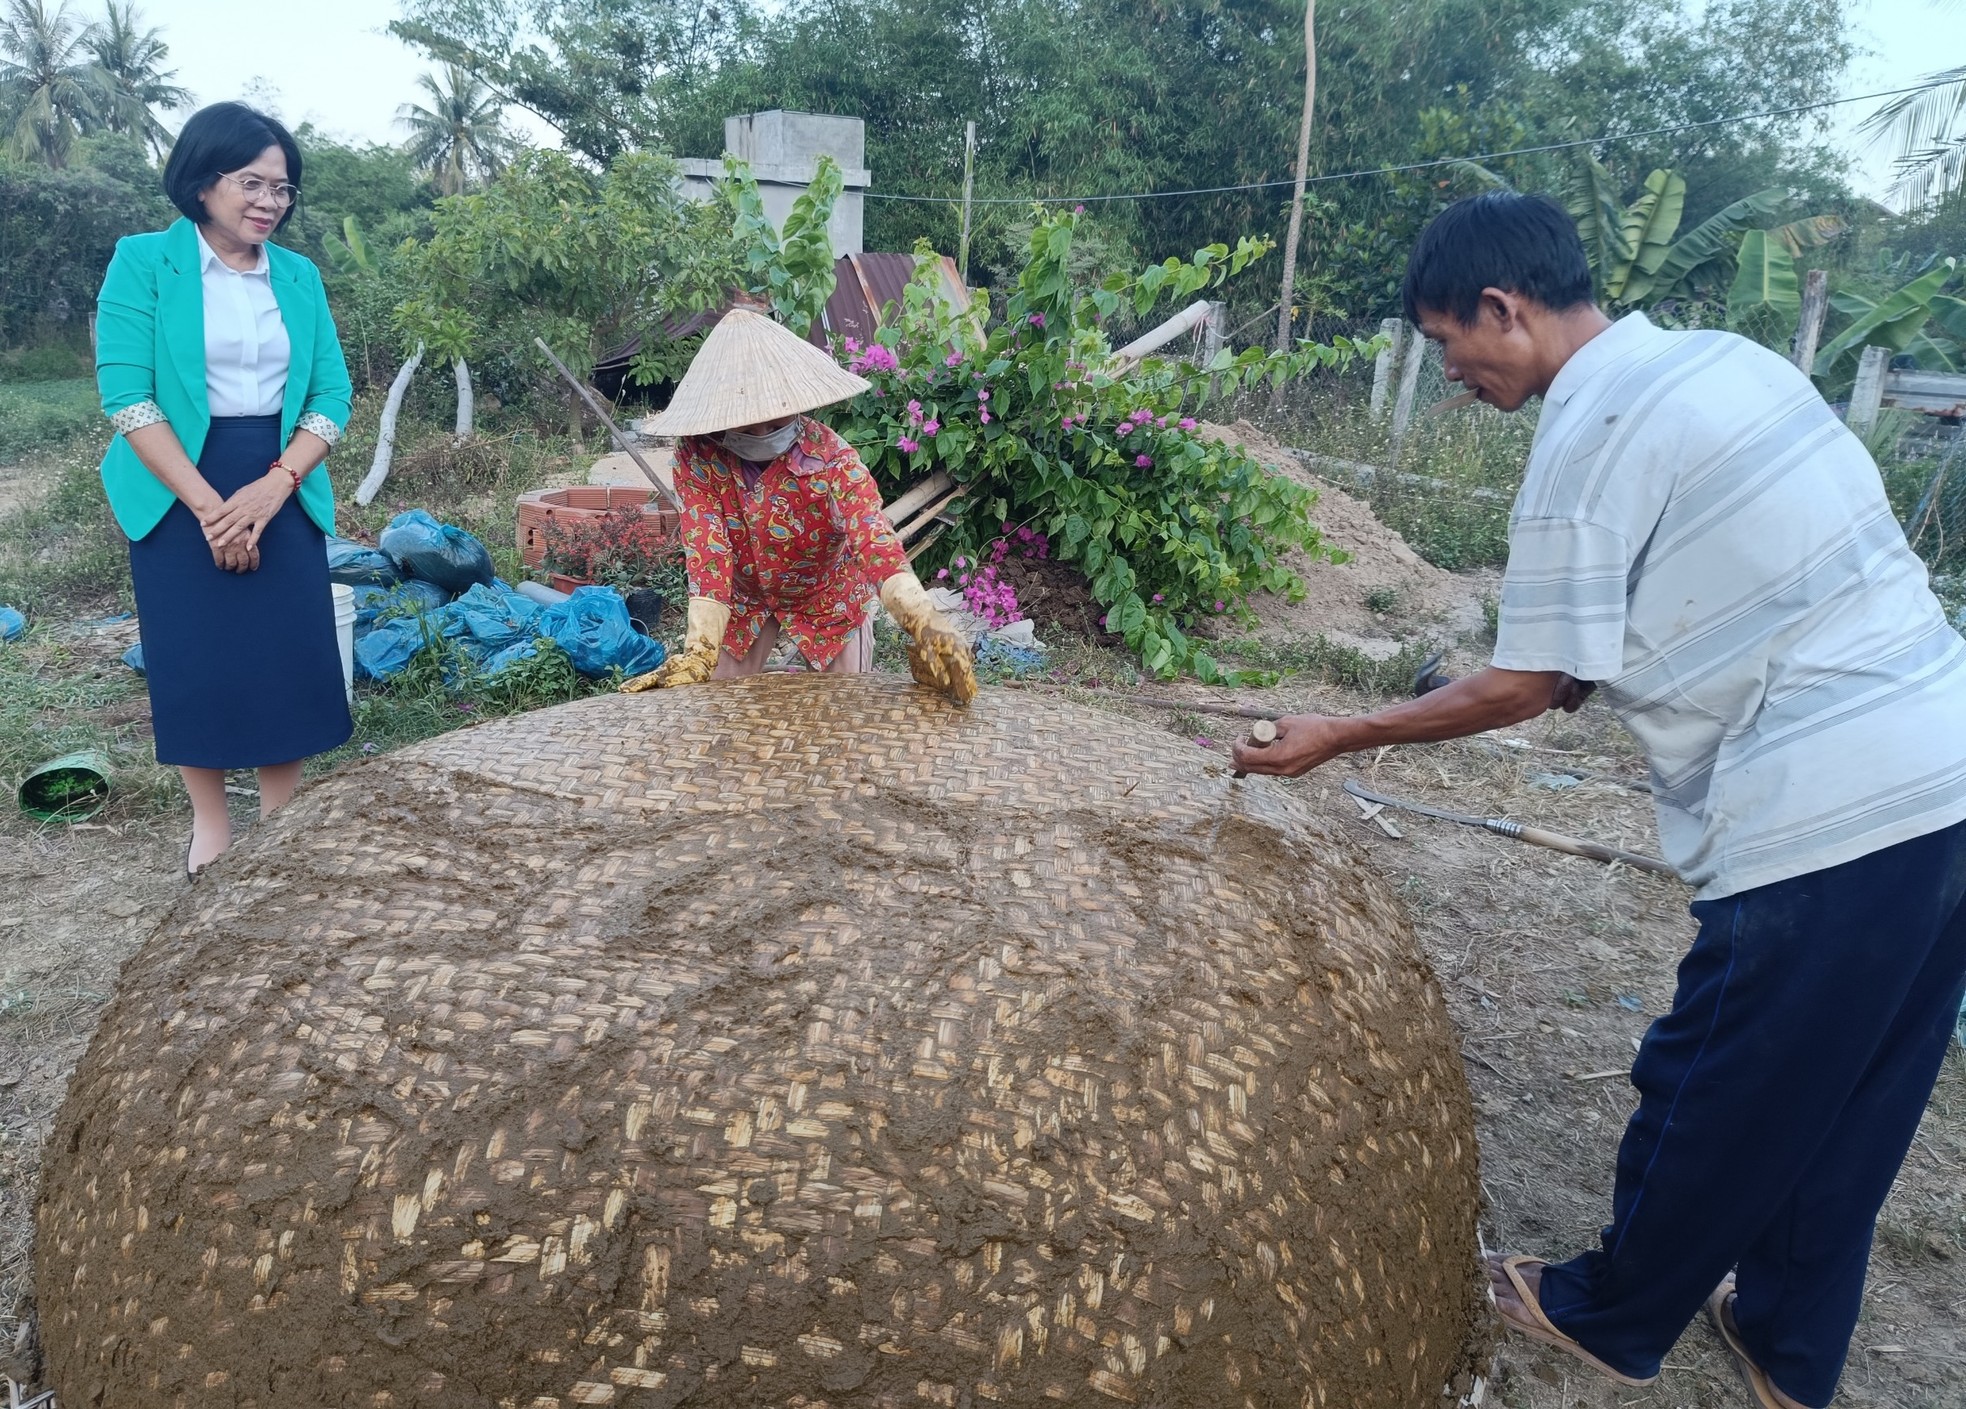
[121,641,144,674]
[379,510,495,595]
[353,615,437,682]
[537,586,666,677]
[447,582,543,656]
[350,581,450,635]
[480,638,543,678]
[0,606,24,642]
[327,537,402,588]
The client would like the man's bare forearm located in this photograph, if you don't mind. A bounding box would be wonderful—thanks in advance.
[1328,667,1561,752]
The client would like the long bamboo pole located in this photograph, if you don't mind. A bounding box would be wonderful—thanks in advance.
[534,337,685,516]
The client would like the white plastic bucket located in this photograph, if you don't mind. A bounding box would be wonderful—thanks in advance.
[330,583,356,710]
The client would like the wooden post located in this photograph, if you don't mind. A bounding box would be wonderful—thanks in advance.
[1369,316,1404,420]
[1272,0,1318,359]
[1847,345,1890,437]
[958,121,977,285]
[1388,327,1426,465]
[1201,301,1228,400]
[1793,268,1828,377]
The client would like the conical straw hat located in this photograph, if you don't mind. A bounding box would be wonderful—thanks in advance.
[645,308,871,437]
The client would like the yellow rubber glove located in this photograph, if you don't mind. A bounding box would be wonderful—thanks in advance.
[879,570,977,706]
[620,596,730,692]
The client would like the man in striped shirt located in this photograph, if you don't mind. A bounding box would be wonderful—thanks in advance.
[1234,192,1966,1409]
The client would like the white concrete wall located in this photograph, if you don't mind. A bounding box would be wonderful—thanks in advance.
[678,111,870,256]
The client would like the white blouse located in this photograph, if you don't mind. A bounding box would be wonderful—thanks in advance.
[197,228,290,417]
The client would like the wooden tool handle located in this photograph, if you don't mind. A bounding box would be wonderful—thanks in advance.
[1517,826,1676,876]
[1230,719,1278,780]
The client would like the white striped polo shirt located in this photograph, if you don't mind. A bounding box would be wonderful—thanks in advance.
[1491,312,1966,899]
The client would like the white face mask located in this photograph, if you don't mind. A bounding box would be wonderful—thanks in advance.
[719,418,802,462]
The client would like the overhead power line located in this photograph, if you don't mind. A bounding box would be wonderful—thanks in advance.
[863,78,1954,207]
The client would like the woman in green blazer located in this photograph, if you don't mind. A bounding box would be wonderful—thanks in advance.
[95,102,354,875]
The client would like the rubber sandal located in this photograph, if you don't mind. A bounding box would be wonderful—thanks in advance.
[1487,1253,1660,1388]
[1706,1276,1818,1409]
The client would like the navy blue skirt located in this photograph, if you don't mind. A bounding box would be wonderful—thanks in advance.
[129,415,352,769]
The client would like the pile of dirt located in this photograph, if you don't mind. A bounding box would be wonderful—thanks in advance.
[37,678,1488,1409]
[1198,419,1493,655]
[993,550,1121,645]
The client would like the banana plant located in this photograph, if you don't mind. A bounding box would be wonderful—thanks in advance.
[1814,258,1962,382]
[1727,229,1802,348]
[1563,154,1797,309]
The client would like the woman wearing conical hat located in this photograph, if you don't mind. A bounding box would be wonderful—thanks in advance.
[621,309,975,703]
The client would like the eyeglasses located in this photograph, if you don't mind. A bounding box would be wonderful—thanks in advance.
[215,171,299,208]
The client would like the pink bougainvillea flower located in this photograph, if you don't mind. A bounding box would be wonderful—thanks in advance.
[1179,417,1197,431]
[936,567,949,579]
[1135,454,1153,468]
[1213,600,1226,612]
[906,398,922,417]
[1151,592,1163,603]
[922,419,940,436]
[1155,416,1168,429]
[977,389,989,402]
[945,352,964,367]
[897,436,920,454]
[1029,312,1046,327]
[1074,204,1086,214]
[1116,421,1135,436]
[844,337,860,354]
[980,411,991,423]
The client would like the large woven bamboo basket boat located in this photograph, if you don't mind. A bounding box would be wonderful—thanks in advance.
[38,676,1487,1408]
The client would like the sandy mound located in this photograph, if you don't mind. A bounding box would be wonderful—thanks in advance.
[1199,420,1490,656]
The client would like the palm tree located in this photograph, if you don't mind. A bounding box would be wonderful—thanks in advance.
[1860,64,1966,212]
[84,0,188,157]
[399,65,513,196]
[0,0,104,167]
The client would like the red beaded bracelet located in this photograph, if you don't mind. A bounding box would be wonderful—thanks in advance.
[271,460,303,493]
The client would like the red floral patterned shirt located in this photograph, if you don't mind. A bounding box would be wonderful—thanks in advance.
[675,418,909,668]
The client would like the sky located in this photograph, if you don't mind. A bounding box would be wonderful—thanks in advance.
[145,0,1956,205]
[144,0,561,152]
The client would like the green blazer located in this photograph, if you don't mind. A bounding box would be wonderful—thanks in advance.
[95,217,352,540]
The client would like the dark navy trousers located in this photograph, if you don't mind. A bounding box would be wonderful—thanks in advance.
[1537,818,1966,1407]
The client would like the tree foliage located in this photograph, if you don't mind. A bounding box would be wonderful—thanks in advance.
[722,154,841,336]
[0,0,101,167]
[399,64,516,196]
[831,209,1380,681]
[394,0,1856,324]
[391,148,735,408]
[81,1,184,157]
[0,131,169,342]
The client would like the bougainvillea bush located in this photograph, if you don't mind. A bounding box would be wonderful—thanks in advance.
[830,211,1376,681]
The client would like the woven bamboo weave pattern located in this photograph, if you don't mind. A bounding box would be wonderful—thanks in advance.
[38,676,1486,1409]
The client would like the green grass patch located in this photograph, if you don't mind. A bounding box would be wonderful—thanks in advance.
[1263,383,1532,571]
[0,379,101,465]
[1215,633,1438,696]
[0,444,128,616]
[0,628,176,823]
